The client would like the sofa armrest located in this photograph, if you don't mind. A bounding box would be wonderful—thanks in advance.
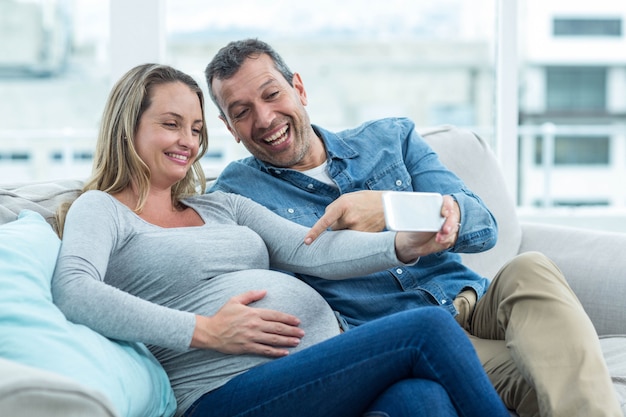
[0,358,118,417]
[519,222,626,336]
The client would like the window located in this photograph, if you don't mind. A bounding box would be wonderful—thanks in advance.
[0,152,29,161]
[554,136,609,165]
[51,151,94,161]
[0,0,109,183]
[553,18,622,37]
[546,67,606,112]
[0,0,497,184]
[0,0,72,77]
[2,0,626,231]
[534,136,610,165]
[165,0,498,173]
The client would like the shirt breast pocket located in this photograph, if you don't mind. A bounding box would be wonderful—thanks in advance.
[365,161,413,191]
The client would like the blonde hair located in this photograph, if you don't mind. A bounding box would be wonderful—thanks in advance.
[55,64,209,236]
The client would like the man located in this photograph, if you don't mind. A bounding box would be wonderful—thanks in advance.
[204,38,621,417]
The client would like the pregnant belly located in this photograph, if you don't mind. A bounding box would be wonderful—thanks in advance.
[182,269,341,351]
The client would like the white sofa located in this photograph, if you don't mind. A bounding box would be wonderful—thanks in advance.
[1,125,625,416]
[0,357,117,417]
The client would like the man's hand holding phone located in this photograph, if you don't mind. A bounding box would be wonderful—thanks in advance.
[382,191,446,232]
[303,190,461,258]
[383,191,461,262]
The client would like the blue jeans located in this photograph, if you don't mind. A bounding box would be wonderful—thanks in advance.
[182,307,508,417]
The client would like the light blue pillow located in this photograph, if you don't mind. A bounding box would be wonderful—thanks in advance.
[0,210,176,417]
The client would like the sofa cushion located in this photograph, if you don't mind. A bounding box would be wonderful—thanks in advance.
[0,357,117,417]
[600,336,626,414]
[0,210,176,417]
[0,179,82,227]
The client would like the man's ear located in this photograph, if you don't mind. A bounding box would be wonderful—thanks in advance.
[218,115,241,143]
[292,73,308,106]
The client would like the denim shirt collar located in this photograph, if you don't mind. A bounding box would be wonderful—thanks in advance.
[256,124,359,175]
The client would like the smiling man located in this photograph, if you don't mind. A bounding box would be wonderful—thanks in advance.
[204,38,621,417]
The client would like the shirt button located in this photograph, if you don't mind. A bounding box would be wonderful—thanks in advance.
[395,180,403,186]
[441,299,447,304]
[287,208,295,214]
[396,268,403,274]
[274,170,281,174]
[307,184,314,189]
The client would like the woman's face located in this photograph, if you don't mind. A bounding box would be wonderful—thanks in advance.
[134,81,204,190]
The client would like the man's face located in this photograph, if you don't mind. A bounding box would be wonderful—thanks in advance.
[212,54,318,169]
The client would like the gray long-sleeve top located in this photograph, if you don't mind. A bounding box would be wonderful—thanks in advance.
[52,190,409,415]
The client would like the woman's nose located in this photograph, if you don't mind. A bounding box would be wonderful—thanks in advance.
[178,127,197,148]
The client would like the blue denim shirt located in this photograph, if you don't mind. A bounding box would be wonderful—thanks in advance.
[209,117,497,328]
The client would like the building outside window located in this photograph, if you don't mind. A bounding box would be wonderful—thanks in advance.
[546,66,607,112]
[2,0,626,231]
[518,1,626,221]
[0,0,109,182]
[163,0,497,177]
[534,135,610,166]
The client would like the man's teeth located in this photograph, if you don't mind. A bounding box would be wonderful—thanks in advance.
[264,126,288,145]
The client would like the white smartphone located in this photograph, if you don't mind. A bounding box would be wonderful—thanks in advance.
[382,191,445,231]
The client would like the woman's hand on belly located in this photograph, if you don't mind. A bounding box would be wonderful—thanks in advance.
[190,289,305,357]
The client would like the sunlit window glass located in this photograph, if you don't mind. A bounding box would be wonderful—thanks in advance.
[553,18,622,37]
[164,0,496,176]
[0,0,109,183]
[546,67,606,111]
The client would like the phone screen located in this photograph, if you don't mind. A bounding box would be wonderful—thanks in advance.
[382,191,445,231]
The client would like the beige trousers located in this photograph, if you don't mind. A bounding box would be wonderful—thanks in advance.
[454,251,621,417]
